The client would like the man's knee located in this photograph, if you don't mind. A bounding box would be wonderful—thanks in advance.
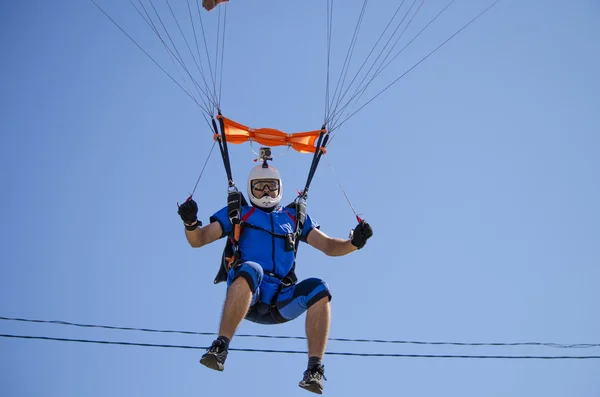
[300,278,332,310]
[227,261,263,292]
[273,277,332,323]
[307,294,330,310]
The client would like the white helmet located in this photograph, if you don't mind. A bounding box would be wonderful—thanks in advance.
[247,163,282,209]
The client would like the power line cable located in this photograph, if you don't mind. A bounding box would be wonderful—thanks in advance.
[2,334,599,359]
[1,316,597,349]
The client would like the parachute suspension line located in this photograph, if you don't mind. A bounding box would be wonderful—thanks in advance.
[331,0,452,132]
[323,153,361,222]
[325,0,410,129]
[129,0,194,87]
[330,0,503,134]
[200,111,214,133]
[211,6,224,109]
[129,0,194,96]
[217,5,228,109]
[190,139,217,197]
[328,0,425,132]
[324,0,334,124]
[159,0,221,112]
[163,0,219,110]
[138,0,229,117]
[195,0,221,114]
[378,0,457,75]
[324,0,365,125]
[351,0,455,111]
[327,0,426,133]
[89,0,208,115]
[137,0,211,105]
[328,0,404,125]
[325,0,369,126]
[131,0,215,115]
[186,0,219,114]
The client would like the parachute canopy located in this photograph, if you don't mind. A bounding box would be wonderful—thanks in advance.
[216,115,326,154]
[202,0,229,12]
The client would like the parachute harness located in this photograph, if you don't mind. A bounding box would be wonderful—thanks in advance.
[209,111,329,286]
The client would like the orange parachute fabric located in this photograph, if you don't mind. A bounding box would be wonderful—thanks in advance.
[202,0,229,12]
[216,115,326,154]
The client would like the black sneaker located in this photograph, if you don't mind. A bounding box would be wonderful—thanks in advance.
[199,339,228,371]
[298,364,326,394]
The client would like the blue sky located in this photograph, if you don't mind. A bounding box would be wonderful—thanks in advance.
[1,0,599,396]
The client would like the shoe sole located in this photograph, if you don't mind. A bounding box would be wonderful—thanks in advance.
[199,354,224,371]
[299,382,323,395]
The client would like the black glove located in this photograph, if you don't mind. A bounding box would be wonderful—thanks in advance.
[177,197,198,225]
[351,220,373,249]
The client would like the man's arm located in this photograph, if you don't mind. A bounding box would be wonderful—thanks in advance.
[177,197,223,248]
[306,221,373,256]
[306,228,357,256]
[184,220,223,248]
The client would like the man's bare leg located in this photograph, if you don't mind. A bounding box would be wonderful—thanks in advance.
[200,276,252,371]
[300,297,330,394]
[219,276,253,339]
[306,297,330,358]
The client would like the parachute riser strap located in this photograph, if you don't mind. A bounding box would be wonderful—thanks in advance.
[301,127,328,199]
[303,145,327,196]
[294,199,307,236]
[212,114,235,187]
[227,190,244,243]
[292,198,307,253]
[290,127,325,255]
[223,189,244,270]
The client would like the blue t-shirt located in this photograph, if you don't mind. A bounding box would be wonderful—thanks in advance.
[210,205,319,278]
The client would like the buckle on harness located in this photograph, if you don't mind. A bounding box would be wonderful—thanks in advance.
[284,233,295,252]
[224,241,240,270]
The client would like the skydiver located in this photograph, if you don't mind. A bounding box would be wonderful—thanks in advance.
[177,160,373,394]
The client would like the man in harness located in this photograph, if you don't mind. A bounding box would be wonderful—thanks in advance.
[177,156,373,394]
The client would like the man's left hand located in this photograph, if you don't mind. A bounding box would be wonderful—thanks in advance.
[351,220,373,249]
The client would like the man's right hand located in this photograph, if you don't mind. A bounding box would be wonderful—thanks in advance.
[178,197,198,225]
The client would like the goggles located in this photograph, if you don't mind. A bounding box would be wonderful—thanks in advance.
[252,179,280,195]
[252,179,280,191]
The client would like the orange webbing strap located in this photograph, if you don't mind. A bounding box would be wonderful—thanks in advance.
[233,222,241,242]
[224,253,236,270]
[215,115,326,154]
[224,223,242,270]
[224,225,240,270]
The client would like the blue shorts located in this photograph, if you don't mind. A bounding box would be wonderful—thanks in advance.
[227,261,332,325]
